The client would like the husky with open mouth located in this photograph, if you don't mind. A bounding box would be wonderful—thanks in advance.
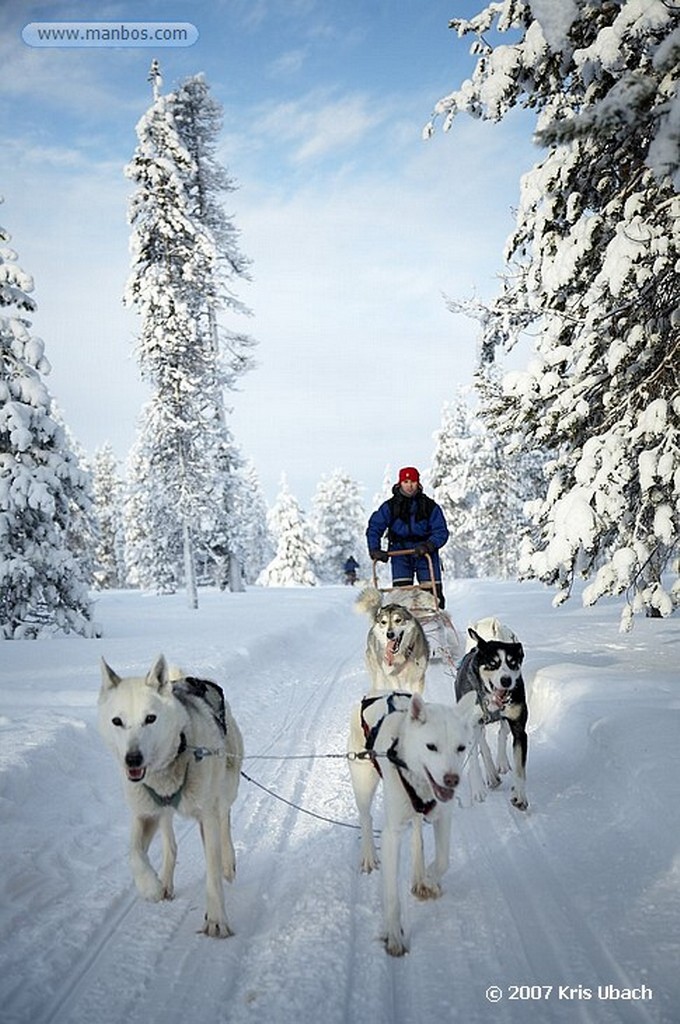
[98,655,243,937]
[348,689,480,955]
[355,586,429,693]
[454,617,529,811]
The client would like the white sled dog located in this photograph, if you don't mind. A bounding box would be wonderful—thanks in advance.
[348,689,480,956]
[355,586,429,693]
[454,617,529,811]
[98,655,243,937]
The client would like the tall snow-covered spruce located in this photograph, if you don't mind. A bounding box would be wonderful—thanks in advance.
[430,392,478,579]
[124,63,255,605]
[311,470,366,583]
[259,477,318,587]
[90,444,127,590]
[430,386,542,579]
[0,211,95,638]
[428,0,679,626]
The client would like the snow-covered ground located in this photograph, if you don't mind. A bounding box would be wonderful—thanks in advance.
[1,579,678,1024]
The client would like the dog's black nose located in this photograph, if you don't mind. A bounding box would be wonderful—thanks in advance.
[500,677,513,689]
[125,750,144,768]
[387,630,395,639]
[443,772,459,789]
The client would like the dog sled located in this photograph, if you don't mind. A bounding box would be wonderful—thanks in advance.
[371,548,460,667]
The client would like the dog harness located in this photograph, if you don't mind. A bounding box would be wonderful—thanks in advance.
[359,693,437,817]
[360,692,411,754]
[174,676,228,734]
[141,678,228,808]
[385,738,436,817]
[143,763,189,808]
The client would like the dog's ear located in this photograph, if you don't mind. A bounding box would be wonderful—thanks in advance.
[409,693,427,723]
[146,654,169,691]
[468,628,488,650]
[100,658,121,691]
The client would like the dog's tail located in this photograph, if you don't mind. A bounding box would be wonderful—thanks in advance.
[354,586,383,619]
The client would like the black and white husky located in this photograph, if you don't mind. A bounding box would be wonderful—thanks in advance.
[98,655,243,937]
[454,617,528,811]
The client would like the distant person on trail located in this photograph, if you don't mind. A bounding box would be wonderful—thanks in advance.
[343,556,359,585]
[366,466,449,608]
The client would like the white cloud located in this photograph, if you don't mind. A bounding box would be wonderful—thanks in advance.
[268,48,307,78]
[252,90,385,163]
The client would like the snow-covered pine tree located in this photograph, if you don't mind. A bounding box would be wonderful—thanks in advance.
[123,399,192,595]
[429,393,478,578]
[467,425,524,579]
[55,413,98,590]
[227,461,273,586]
[0,214,95,638]
[473,367,546,576]
[124,80,210,605]
[258,478,318,587]
[124,66,255,604]
[172,74,257,592]
[91,444,127,589]
[372,465,393,509]
[172,74,256,386]
[427,0,680,626]
[311,470,366,583]
[367,465,396,586]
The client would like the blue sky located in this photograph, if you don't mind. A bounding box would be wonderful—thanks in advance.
[0,0,536,506]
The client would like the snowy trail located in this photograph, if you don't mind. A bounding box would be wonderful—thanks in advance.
[1,583,678,1024]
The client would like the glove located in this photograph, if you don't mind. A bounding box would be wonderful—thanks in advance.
[370,549,389,563]
[414,542,434,557]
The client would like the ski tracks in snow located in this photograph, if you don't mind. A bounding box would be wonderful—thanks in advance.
[6,592,673,1024]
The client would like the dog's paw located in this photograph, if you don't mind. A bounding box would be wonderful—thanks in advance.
[511,792,529,811]
[137,875,168,902]
[411,880,442,901]
[384,931,409,957]
[158,871,175,900]
[201,914,234,938]
[360,854,379,873]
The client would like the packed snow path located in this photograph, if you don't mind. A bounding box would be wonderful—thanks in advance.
[1,581,678,1024]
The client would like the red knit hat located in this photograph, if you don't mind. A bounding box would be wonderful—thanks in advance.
[398,466,420,484]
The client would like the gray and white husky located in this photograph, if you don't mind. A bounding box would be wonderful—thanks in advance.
[454,617,528,811]
[348,689,480,956]
[355,586,430,693]
[98,655,243,937]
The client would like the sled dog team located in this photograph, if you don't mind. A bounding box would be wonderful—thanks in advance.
[98,589,528,957]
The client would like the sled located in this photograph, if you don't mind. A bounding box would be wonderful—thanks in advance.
[371,549,461,668]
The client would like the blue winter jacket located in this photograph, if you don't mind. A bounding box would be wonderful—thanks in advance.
[366,486,449,555]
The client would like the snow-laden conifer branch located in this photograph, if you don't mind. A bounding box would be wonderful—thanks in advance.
[429,0,679,626]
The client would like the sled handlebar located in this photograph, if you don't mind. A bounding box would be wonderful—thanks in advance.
[375,548,428,558]
[370,548,438,593]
